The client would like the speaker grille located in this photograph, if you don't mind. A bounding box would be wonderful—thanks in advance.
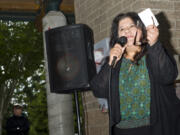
[45,24,96,93]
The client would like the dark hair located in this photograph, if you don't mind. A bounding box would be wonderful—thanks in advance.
[109,12,147,65]
[14,105,23,109]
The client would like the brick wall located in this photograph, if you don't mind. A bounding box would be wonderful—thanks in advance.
[74,0,180,135]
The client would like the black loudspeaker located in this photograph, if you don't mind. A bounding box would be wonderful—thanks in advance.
[45,24,96,93]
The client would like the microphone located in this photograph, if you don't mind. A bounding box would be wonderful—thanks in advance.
[111,36,127,67]
[115,36,127,47]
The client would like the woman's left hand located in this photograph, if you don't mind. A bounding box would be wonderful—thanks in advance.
[146,25,159,46]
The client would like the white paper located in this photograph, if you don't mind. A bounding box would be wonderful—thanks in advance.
[94,37,110,73]
[138,8,159,27]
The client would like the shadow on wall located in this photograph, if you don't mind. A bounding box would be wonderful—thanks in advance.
[156,12,177,54]
[156,12,180,99]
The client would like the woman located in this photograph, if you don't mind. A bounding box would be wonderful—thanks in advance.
[90,12,180,135]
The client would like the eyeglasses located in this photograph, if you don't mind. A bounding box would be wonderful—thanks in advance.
[118,24,137,33]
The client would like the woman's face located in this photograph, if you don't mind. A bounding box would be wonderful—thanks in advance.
[118,17,142,48]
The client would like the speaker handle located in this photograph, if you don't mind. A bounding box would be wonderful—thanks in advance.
[86,41,94,60]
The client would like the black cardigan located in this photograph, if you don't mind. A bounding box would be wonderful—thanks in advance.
[90,41,180,135]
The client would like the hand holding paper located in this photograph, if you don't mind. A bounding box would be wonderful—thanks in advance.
[138,8,159,27]
[138,8,159,46]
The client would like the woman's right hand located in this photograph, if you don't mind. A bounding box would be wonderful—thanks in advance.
[108,43,127,66]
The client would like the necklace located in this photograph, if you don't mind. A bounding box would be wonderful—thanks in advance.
[124,55,134,73]
[128,63,133,73]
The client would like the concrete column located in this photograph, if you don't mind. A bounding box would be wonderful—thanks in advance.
[42,11,74,135]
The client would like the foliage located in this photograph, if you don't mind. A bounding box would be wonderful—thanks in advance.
[28,88,49,135]
[0,21,48,135]
[0,20,44,115]
[26,69,49,135]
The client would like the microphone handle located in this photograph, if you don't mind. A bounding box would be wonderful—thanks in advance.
[111,56,117,67]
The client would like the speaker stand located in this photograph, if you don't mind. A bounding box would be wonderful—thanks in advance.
[74,90,82,135]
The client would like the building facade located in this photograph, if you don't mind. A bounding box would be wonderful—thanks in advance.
[74,0,180,135]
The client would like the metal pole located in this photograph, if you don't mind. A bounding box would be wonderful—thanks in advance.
[108,67,113,135]
[74,90,82,135]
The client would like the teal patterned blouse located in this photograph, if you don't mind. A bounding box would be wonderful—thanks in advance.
[116,56,151,129]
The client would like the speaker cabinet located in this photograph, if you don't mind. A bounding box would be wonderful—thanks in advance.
[45,24,96,93]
